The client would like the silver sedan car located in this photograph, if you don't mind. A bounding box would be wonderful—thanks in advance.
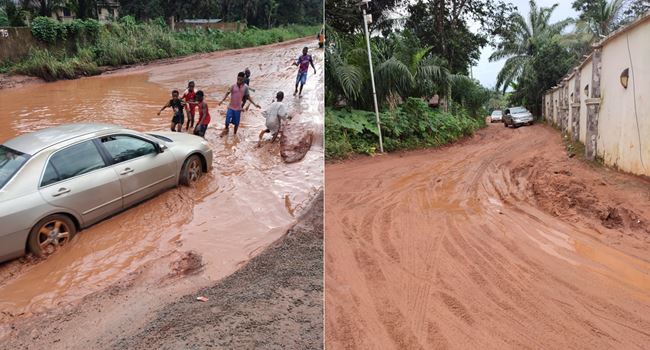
[503,106,534,128]
[0,124,212,263]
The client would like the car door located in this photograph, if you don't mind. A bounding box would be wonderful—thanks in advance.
[39,140,123,226]
[98,134,176,208]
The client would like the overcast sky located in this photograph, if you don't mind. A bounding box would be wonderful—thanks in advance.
[472,0,578,89]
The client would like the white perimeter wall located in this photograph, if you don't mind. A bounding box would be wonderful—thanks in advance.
[598,24,650,175]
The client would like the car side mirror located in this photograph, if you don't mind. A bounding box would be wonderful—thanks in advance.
[157,143,167,153]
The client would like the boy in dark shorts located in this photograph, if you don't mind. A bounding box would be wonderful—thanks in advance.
[158,89,185,132]
[243,68,251,86]
[182,81,198,132]
[293,47,316,97]
[193,90,210,138]
[218,72,261,137]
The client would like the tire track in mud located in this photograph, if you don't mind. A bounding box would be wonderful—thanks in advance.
[326,124,650,349]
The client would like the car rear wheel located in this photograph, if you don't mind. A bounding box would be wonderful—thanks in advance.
[180,154,203,186]
[28,214,77,258]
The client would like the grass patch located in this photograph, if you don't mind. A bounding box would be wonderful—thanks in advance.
[326,98,484,159]
[12,48,100,81]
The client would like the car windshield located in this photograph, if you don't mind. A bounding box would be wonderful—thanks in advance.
[0,145,30,190]
[510,107,528,113]
[147,133,173,143]
[491,110,502,116]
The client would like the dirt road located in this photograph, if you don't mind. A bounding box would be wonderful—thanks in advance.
[325,123,650,349]
[0,38,323,343]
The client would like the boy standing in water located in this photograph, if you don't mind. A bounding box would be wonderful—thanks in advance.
[258,91,291,147]
[158,89,185,132]
[293,47,316,97]
[218,72,261,137]
[182,81,197,132]
[243,68,251,87]
[318,29,325,48]
[193,90,210,138]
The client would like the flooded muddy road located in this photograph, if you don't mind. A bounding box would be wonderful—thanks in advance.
[0,39,323,320]
[326,124,650,349]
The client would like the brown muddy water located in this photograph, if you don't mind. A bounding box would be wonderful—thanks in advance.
[0,40,323,316]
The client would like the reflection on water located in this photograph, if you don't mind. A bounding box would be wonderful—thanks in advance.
[0,40,323,315]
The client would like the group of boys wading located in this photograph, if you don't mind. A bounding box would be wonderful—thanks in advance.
[158,46,317,148]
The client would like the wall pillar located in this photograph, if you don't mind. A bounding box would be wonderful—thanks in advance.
[562,83,570,132]
[571,68,581,141]
[586,47,602,160]
[548,91,555,125]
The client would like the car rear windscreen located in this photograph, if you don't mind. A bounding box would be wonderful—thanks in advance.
[0,145,30,190]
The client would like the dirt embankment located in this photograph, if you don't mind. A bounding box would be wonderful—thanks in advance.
[325,123,650,349]
[2,192,323,350]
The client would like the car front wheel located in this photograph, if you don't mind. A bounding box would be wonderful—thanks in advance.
[28,214,77,257]
[180,154,203,186]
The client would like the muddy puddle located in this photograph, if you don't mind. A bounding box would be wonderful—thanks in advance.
[0,40,323,316]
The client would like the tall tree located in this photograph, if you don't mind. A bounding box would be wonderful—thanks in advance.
[490,0,571,91]
[572,0,627,37]
[405,0,515,74]
[326,0,402,34]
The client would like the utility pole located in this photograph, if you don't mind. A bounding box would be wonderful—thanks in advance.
[359,0,384,153]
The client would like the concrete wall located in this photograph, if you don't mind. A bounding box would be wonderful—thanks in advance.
[598,22,650,176]
[0,27,42,62]
[543,14,650,176]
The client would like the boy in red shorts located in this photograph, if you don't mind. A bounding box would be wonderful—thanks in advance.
[182,81,198,132]
[193,90,210,138]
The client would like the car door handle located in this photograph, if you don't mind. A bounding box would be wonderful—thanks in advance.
[120,168,134,175]
[52,187,70,197]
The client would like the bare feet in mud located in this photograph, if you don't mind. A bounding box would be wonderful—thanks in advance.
[219,128,229,137]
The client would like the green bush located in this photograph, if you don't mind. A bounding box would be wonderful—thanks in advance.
[0,7,8,26]
[326,98,484,158]
[31,16,60,43]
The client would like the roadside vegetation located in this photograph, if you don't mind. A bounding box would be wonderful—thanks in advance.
[326,99,482,158]
[7,16,317,81]
[325,0,649,158]
[1,0,322,81]
[325,0,506,158]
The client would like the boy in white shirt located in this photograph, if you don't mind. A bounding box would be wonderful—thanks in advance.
[258,91,291,147]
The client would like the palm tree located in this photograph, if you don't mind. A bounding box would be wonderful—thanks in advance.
[326,29,459,110]
[490,0,572,92]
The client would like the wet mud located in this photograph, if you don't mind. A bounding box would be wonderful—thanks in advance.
[325,124,650,349]
[0,39,323,321]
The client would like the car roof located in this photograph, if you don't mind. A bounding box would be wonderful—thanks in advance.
[3,123,122,155]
